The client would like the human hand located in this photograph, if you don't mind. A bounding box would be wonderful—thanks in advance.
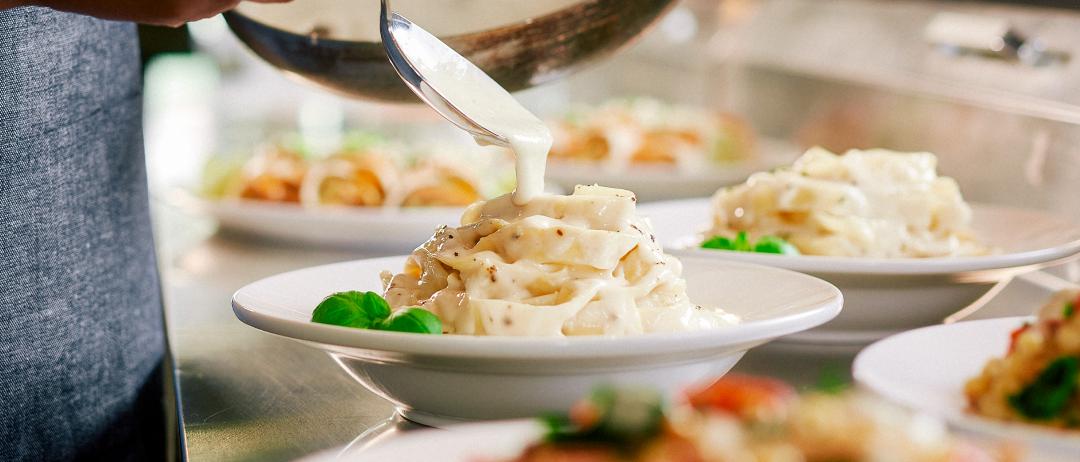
[3,0,292,27]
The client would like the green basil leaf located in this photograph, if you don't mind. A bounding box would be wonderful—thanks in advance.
[311,291,390,328]
[813,363,850,394]
[376,307,443,334]
[540,413,577,443]
[733,231,752,251]
[1008,355,1080,420]
[753,236,800,255]
[701,235,735,250]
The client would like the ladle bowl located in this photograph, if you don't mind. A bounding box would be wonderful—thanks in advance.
[223,0,676,102]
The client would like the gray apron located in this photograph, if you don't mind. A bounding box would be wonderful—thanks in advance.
[0,7,165,461]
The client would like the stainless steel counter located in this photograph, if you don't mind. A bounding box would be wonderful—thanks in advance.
[160,207,399,461]
[160,201,1058,461]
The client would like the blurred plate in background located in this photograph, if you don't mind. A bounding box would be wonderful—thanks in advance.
[854,317,1080,461]
[546,137,797,201]
[169,190,461,251]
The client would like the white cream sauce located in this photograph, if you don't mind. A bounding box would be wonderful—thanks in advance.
[387,13,551,204]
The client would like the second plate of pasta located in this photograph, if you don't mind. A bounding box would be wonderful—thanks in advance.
[642,198,1080,343]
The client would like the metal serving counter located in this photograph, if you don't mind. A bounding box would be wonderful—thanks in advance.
[163,223,395,461]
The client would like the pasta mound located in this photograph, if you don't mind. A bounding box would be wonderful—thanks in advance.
[382,185,736,336]
[708,147,988,258]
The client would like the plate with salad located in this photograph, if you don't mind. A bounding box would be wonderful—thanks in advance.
[855,297,1080,460]
[300,374,1007,461]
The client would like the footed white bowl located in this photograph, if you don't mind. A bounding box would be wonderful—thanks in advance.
[232,256,841,426]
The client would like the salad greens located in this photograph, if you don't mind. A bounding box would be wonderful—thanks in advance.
[701,231,800,255]
[311,291,442,334]
[1008,355,1079,420]
[543,386,664,445]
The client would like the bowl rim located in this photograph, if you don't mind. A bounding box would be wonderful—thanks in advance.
[231,256,843,360]
[668,203,1080,275]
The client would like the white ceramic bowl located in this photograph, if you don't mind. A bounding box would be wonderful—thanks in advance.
[232,255,841,426]
[854,317,1080,461]
[649,199,1080,345]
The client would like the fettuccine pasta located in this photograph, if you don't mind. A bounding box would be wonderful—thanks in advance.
[708,147,988,257]
[382,185,737,336]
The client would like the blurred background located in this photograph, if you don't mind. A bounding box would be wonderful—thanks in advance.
[152,2,1080,459]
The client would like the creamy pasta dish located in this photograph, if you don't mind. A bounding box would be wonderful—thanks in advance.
[549,98,755,171]
[707,147,988,258]
[203,136,494,208]
[381,185,737,336]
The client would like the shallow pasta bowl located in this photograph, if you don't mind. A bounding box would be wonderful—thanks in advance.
[232,255,841,426]
[651,199,1080,345]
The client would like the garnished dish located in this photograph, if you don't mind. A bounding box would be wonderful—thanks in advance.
[855,311,1080,460]
[232,6,843,426]
[966,290,1080,429]
[314,185,738,336]
[202,133,497,209]
[192,133,509,249]
[495,375,998,462]
[548,98,756,170]
[303,37,739,337]
[704,146,989,258]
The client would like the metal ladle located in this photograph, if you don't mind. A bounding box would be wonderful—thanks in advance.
[224,0,676,102]
[379,0,504,144]
[379,0,554,202]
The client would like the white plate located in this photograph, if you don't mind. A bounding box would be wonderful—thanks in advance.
[545,139,798,202]
[190,195,462,251]
[233,255,841,426]
[297,420,542,462]
[648,199,1080,344]
[854,317,1080,459]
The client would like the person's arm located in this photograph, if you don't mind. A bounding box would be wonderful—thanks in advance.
[0,0,290,27]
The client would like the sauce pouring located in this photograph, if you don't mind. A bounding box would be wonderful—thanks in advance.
[379,0,551,205]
